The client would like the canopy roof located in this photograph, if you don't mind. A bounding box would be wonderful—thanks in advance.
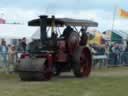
[28,16,98,27]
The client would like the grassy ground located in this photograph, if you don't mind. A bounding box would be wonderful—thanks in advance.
[0,67,128,96]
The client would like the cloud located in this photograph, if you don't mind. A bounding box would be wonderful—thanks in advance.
[0,8,42,23]
[0,0,126,11]
[0,8,128,31]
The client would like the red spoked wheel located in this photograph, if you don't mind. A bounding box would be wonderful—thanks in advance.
[72,47,92,77]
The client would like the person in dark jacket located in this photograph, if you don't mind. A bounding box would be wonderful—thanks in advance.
[124,41,128,65]
[61,25,73,39]
[21,37,27,52]
[80,27,88,45]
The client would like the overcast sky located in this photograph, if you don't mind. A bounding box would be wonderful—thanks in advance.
[0,0,128,31]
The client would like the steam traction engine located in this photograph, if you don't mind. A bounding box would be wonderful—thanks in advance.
[15,15,98,81]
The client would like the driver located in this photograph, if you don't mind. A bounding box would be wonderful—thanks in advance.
[80,27,88,45]
[61,25,73,39]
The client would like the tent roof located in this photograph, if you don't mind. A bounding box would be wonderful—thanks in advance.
[0,24,38,39]
[104,30,128,40]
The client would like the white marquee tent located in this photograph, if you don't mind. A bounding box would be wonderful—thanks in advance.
[0,24,39,39]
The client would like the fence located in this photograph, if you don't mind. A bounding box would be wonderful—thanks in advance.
[0,52,128,70]
[92,54,108,68]
[92,52,128,68]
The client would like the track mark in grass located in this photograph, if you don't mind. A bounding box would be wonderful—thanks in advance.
[83,92,94,96]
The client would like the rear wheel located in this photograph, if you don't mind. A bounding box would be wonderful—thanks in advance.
[72,47,92,77]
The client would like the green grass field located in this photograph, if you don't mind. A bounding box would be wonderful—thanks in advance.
[0,67,128,96]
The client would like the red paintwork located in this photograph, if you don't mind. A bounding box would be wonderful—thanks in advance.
[68,44,79,55]
[47,54,53,71]
[57,40,66,51]
[81,47,92,77]
[44,54,53,80]
[20,53,30,59]
[56,40,67,62]
[56,52,67,62]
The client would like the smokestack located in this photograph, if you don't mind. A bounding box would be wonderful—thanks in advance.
[39,15,48,45]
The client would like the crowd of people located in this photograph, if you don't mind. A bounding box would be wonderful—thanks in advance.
[90,41,128,66]
[0,38,27,72]
[109,42,128,65]
[0,35,128,72]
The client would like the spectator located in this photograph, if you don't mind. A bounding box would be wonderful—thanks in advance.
[17,39,23,52]
[123,41,128,65]
[8,45,16,72]
[21,37,27,52]
[118,44,125,65]
[0,39,8,72]
[8,45,16,65]
[111,43,120,66]
[89,44,97,55]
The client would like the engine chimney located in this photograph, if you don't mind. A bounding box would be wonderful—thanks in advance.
[39,15,48,45]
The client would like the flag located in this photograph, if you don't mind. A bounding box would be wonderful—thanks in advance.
[118,8,128,18]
